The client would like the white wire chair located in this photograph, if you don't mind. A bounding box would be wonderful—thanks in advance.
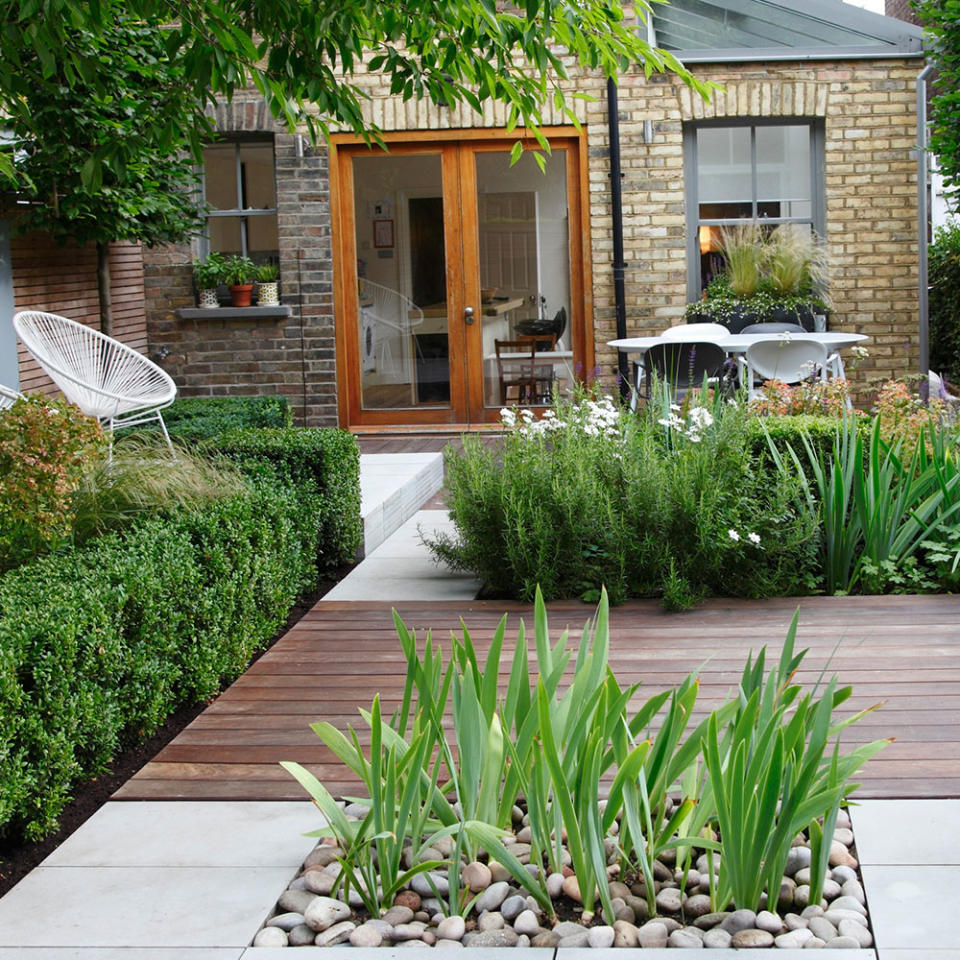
[741,339,829,400]
[359,280,425,379]
[12,311,176,449]
[0,383,23,410]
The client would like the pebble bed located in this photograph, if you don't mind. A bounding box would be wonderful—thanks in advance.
[253,806,871,949]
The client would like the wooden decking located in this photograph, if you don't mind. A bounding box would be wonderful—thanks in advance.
[116,594,960,803]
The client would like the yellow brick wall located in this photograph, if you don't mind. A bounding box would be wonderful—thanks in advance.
[332,55,923,399]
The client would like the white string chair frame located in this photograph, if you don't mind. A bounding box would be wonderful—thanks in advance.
[13,311,176,447]
[0,383,23,410]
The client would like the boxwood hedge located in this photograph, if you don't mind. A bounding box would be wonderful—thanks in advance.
[0,424,361,843]
[161,394,293,441]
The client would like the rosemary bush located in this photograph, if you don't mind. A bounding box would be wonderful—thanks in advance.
[428,390,818,606]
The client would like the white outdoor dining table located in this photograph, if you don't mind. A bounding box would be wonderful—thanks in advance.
[607,331,869,355]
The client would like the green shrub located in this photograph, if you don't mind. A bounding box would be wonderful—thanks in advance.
[0,473,321,841]
[210,427,362,569]
[161,395,292,441]
[929,223,960,389]
[429,392,818,605]
[0,397,106,572]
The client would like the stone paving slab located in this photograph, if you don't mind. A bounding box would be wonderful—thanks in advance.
[850,799,960,864]
[323,511,481,602]
[0,865,294,948]
[41,801,319,868]
[1,951,242,959]
[860,865,955,950]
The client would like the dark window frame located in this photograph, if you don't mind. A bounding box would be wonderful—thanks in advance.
[684,118,826,302]
[200,136,278,259]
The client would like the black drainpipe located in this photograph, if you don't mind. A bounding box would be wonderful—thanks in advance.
[607,77,629,401]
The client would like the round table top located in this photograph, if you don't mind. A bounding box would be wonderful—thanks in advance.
[608,331,869,354]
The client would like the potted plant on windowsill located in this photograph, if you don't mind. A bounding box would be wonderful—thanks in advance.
[222,255,257,307]
[255,263,280,306]
[192,252,228,308]
[686,223,830,332]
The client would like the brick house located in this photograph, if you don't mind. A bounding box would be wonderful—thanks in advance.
[143,0,925,430]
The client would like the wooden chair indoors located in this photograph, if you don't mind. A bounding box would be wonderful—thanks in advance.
[495,338,556,405]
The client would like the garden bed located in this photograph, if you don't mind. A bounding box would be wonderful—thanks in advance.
[251,592,887,950]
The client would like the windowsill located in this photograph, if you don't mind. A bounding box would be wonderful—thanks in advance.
[176,305,292,320]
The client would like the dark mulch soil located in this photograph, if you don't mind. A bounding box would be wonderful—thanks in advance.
[0,563,354,899]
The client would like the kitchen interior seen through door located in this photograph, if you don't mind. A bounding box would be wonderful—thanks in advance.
[338,135,583,427]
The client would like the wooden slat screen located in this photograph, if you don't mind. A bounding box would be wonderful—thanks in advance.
[12,234,148,396]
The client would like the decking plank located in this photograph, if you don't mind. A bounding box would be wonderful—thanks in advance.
[117,596,960,802]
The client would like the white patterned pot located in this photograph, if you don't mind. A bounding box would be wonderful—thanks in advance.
[197,287,219,309]
[257,281,280,306]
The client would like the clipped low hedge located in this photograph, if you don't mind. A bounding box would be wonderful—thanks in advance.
[745,414,872,475]
[210,427,362,569]
[161,394,292,441]
[0,423,362,843]
[0,476,320,841]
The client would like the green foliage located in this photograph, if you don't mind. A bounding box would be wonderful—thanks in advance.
[0,0,713,189]
[687,224,830,325]
[285,590,888,920]
[700,616,888,911]
[209,427,362,569]
[69,436,247,544]
[161,394,293,441]
[256,262,280,283]
[3,15,205,246]
[193,253,230,290]
[915,0,960,199]
[222,255,257,286]
[0,472,322,841]
[766,415,960,594]
[929,223,960,387]
[429,391,818,606]
[0,397,105,572]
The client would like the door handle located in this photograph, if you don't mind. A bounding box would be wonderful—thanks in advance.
[464,306,475,325]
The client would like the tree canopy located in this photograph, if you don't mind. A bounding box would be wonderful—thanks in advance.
[0,0,708,187]
[915,0,960,200]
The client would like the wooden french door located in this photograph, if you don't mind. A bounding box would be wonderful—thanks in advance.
[332,131,590,429]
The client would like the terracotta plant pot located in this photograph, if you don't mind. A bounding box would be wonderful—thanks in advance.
[229,284,254,307]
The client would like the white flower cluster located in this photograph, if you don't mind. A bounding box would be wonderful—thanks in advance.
[657,404,714,443]
[500,395,622,441]
[728,529,761,545]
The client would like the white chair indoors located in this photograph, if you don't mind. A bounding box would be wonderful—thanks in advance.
[660,322,729,342]
[741,338,829,400]
[12,311,176,449]
[0,383,23,410]
[361,280,424,379]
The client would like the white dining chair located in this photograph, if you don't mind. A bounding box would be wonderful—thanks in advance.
[741,339,829,400]
[12,311,177,449]
[660,322,729,342]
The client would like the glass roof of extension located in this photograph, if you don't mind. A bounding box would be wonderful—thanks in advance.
[651,0,925,59]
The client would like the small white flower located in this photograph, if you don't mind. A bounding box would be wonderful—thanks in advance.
[670,403,682,412]
[657,418,673,428]
[778,331,793,343]
[748,532,761,544]
[728,529,741,542]
[542,409,556,419]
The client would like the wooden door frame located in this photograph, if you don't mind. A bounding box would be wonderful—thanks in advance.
[331,127,593,430]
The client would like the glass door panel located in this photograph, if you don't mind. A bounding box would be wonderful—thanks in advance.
[472,149,573,409]
[352,152,452,411]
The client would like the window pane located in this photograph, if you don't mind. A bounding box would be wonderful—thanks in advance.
[208,216,243,254]
[203,144,238,211]
[697,127,752,204]
[474,149,572,407]
[352,152,450,411]
[240,144,276,210]
[756,125,810,204]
